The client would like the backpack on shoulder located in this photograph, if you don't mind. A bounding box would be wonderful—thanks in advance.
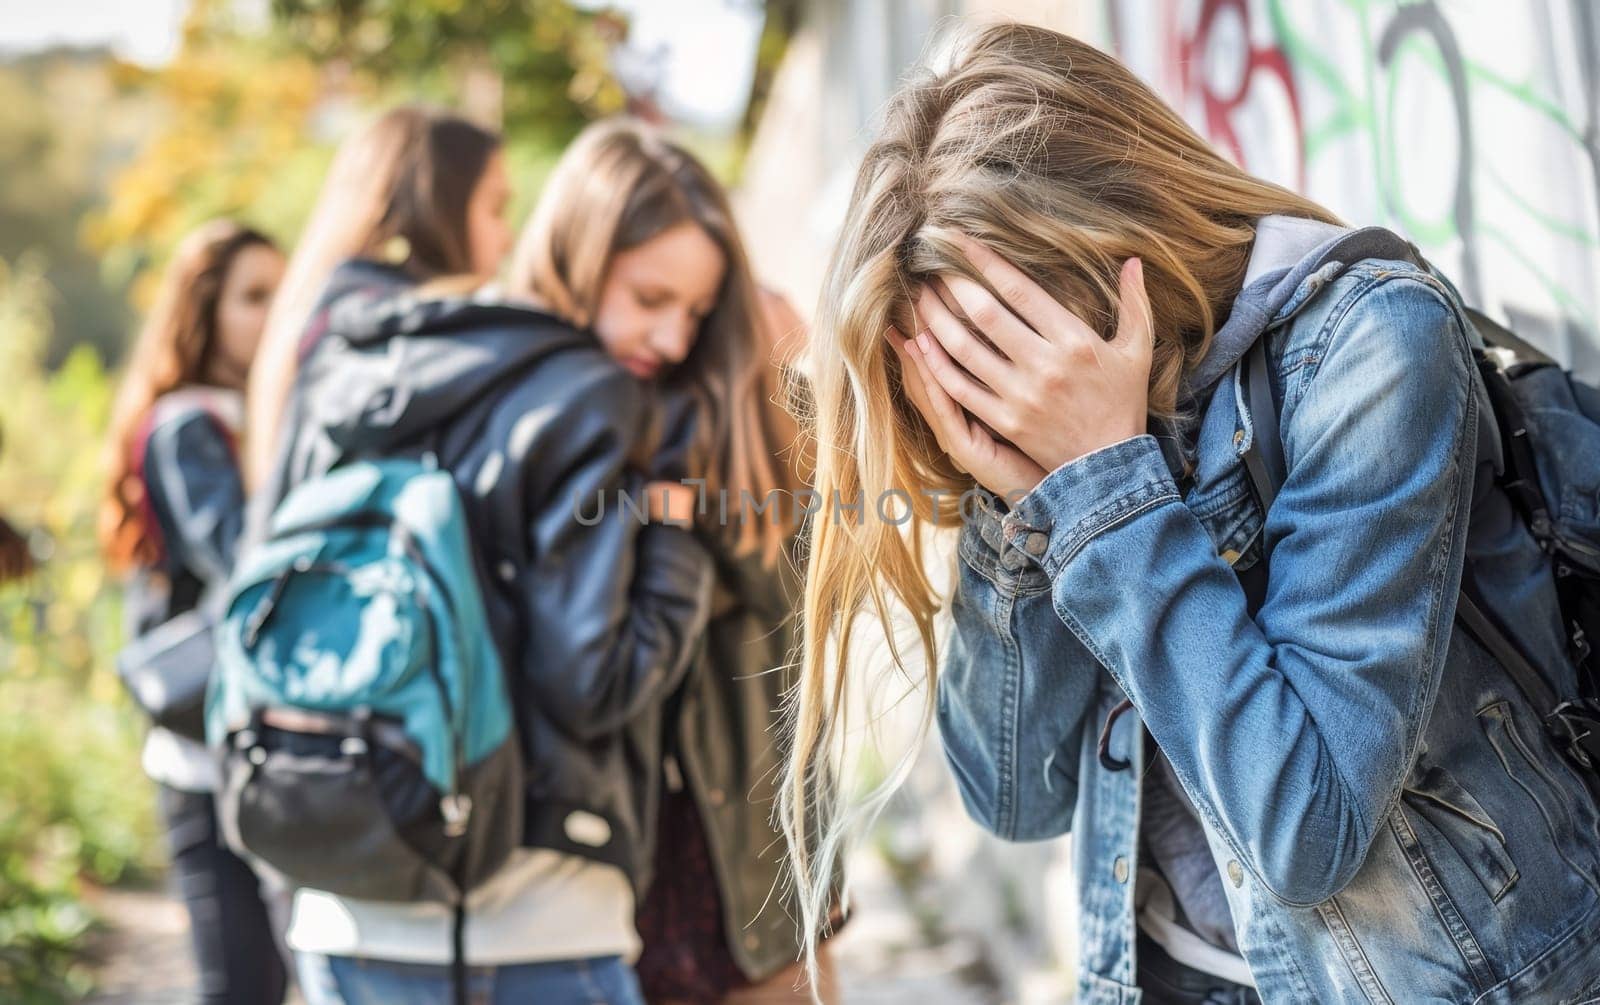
[206,456,523,907]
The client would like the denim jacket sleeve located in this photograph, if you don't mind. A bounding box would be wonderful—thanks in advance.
[938,496,1101,841]
[1004,274,1477,906]
[143,409,245,587]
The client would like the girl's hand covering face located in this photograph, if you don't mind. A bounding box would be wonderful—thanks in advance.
[909,234,1154,480]
[890,326,1049,501]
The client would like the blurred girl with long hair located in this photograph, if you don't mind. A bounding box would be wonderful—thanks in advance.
[261,105,714,1005]
[509,118,833,1004]
[243,105,511,488]
[101,218,287,1005]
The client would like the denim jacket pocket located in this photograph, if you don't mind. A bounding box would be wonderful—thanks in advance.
[1184,462,1267,573]
[1399,762,1518,903]
[1478,700,1600,877]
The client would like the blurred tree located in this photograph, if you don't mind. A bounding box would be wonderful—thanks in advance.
[742,0,802,141]
[267,0,626,145]
[87,0,628,334]
[0,52,137,367]
[83,0,330,319]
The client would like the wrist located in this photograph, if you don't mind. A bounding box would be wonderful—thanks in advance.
[1007,434,1177,576]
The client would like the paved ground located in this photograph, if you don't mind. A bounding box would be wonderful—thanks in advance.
[82,882,234,1005]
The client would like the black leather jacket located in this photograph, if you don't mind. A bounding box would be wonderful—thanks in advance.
[269,260,714,891]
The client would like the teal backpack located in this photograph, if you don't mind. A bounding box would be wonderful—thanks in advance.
[206,457,522,909]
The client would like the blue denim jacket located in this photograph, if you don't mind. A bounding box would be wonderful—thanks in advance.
[939,219,1600,1003]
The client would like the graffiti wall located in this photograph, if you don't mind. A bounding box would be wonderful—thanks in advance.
[1095,0,1600,375]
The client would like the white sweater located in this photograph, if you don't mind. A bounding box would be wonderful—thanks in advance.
[286,848,640,966]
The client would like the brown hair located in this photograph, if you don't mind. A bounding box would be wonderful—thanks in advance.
[779,21,1341,978]
[509,118,802,561]
[100,220,276,571]
[244,105,502,484]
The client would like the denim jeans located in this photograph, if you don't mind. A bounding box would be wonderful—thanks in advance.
[295,952,645,1005]
[1135,933,1260,1005]
[158,785,288,1005]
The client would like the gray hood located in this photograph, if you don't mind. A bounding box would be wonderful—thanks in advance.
[1185,216,1419,396]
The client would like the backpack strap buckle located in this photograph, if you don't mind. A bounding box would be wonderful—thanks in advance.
[1546,700,1600,771]
[440,793,473,837]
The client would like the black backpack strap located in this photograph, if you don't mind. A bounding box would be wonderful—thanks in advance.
[1465,305,1558,367]
[1236,338,1281,616]
[1471,351,1554,535]
[1240,336,1287,511]
[451,899,467,1005]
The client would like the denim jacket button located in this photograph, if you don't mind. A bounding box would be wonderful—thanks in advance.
[1227,859,1244,888]
[1001,548,1026,570]
[1113,856,1129,884]
[1024,532,1049,557]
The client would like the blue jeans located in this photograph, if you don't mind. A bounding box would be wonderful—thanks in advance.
[295,952,645,1005]
[1136,934,1259,1005]
[159,785,288,1005]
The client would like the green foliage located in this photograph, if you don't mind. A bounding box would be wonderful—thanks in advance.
[0,53,138,366]
[269,0,626,146]
[84,0,331,317]
[0,256,161,1003]
[86,0,625,327]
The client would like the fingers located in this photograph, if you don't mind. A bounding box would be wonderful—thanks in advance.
[1111,257,1155,369]
[911,317,1011,436]
[947,232,1113,353]
[890,327,959,449]
[950,232,1079,346]
[908,336,1044,493]
[933,273,1041,362]
[887,327,935,421]
[892,326,1048,494]
[902,332,969,440]
[916,285,1012,389]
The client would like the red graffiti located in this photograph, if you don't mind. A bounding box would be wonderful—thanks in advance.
[1154,0,1307,190]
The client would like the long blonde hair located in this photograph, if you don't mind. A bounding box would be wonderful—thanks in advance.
[244,106,501,485]
[779,21,1339,977]
[509,118,802,561]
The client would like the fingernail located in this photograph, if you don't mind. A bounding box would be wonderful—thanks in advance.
[917,332,932,354]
